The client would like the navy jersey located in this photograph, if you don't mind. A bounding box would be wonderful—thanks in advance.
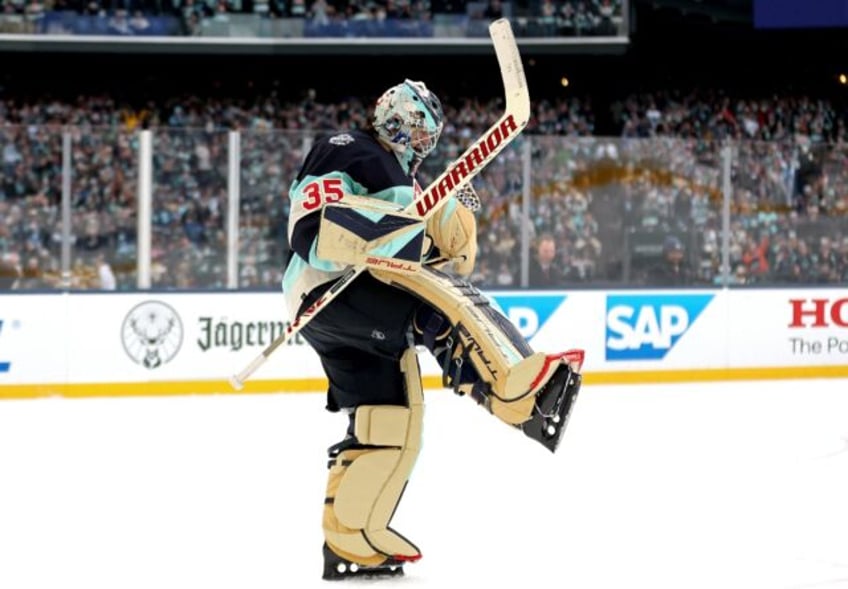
[282,130,416,318]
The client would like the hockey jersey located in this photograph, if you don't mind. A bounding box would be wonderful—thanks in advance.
[282,129,416,319]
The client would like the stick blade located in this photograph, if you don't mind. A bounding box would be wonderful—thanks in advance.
[489,18,531,126]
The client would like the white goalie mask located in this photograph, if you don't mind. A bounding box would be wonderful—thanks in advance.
[373,79,444,172]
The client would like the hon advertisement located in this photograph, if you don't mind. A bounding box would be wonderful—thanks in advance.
[726,291,848,367]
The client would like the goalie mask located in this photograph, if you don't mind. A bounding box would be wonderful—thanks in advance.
[373,79,444,173]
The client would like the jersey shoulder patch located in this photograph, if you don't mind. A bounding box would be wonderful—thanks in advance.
[328,133,356,146]
[302,130,409,193]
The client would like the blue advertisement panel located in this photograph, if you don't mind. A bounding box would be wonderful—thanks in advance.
[605,294,714,361]
[0,320,11,374]
[754,0,848,29]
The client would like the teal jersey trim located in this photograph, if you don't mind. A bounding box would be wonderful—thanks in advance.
[283,170,416,303]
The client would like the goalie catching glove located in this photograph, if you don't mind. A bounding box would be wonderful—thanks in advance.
[425,198,477,277]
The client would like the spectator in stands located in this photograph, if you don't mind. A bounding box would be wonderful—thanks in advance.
[838,238,848,282]
[727,264,748,285]
[107,8,132,35]
[528,233,566,288]
[0,256,21,289]
[0,84,846,291]
[484,0,503,19]
[129,10,151,33]
[740,233,770,279]
[645,235,691,286]
[96,253,117,290]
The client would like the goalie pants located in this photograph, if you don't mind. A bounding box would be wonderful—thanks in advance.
[299,272,426,412]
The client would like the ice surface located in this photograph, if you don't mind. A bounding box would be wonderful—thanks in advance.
[1,378,847,589]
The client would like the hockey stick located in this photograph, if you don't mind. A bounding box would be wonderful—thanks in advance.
[229,18,530,390]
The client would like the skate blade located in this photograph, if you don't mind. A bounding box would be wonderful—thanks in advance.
[521,364,582,453]
[322,543,408,581]
[323,563,405,581]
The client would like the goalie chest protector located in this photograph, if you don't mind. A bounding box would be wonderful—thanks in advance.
[293,130,415,202]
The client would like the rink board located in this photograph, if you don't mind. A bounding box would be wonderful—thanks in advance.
[0,288,847,398]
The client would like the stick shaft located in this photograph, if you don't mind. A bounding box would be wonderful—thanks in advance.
[229,18,529,390]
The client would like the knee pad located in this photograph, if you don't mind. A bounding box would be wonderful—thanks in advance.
[323,347,424,566]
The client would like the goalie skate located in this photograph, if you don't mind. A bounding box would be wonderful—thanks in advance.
[322,543,411,581]
[520,350,584,453]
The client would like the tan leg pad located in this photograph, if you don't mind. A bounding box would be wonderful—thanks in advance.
[372,266,556,424]
[323,348,424,565]
[481,352,566,425]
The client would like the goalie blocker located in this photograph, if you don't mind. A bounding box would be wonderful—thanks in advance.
[371,266,584,452]
[316,192,477,277]
[316,195,426,275]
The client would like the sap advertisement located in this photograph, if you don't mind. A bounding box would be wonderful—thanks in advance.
[488,290,725,370]
[1,288,847,396]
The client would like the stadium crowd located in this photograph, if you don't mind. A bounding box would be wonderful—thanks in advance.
[0,0,625,37]
[0,86,846,291]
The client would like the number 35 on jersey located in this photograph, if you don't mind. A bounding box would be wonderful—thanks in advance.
[301,178,344,211]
